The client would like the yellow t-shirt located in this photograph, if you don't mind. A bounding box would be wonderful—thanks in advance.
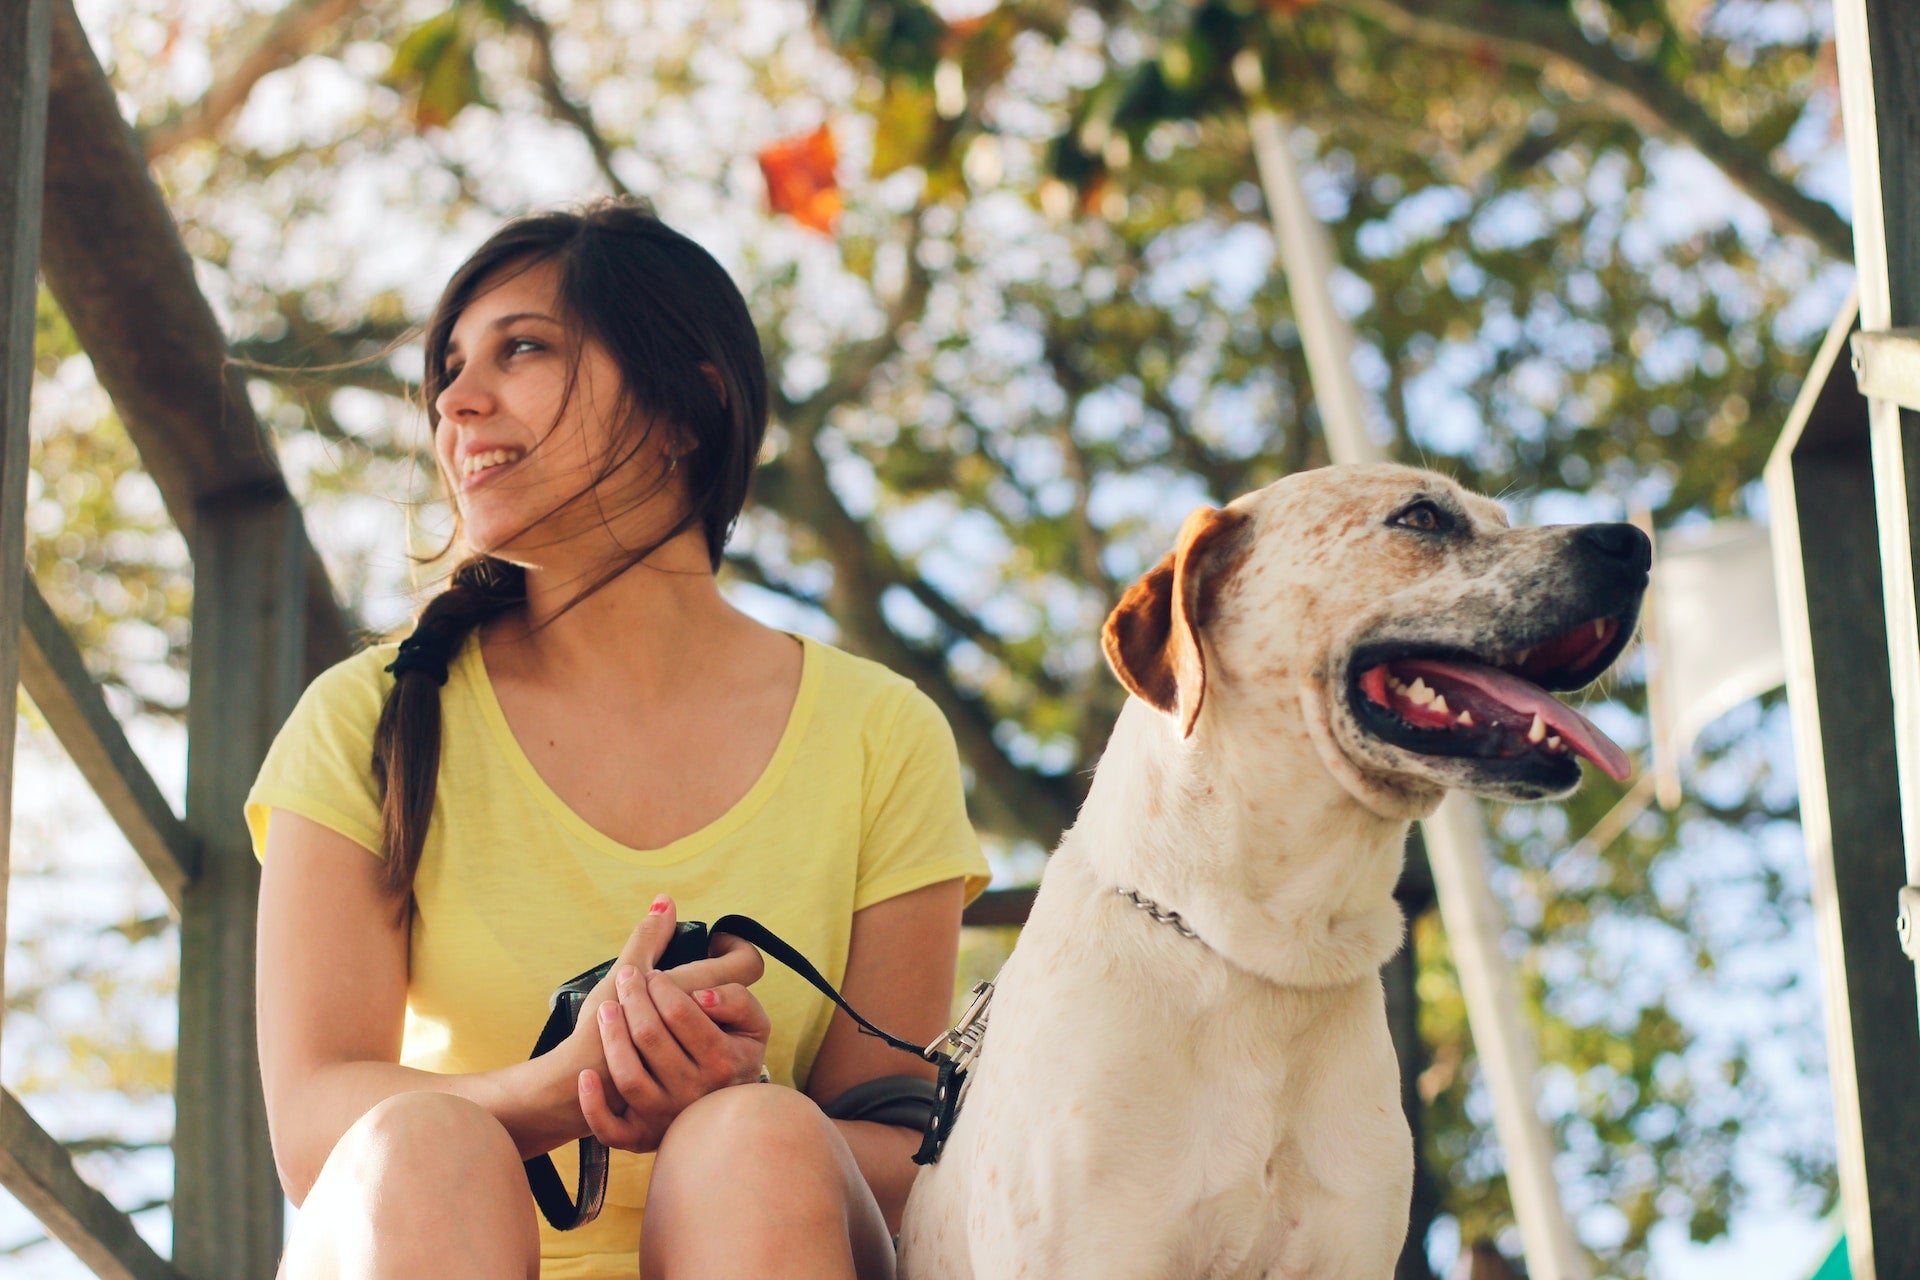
[245,630,990,1278]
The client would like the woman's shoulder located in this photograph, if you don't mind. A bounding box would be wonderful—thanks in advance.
[799,637,959,767]
[802,636,937,729]
[302,638,405,712]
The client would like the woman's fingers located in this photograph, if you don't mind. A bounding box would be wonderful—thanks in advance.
[645,971,740,1087]
[597,997,668,1117]
[614,968,700,1093]
[705,932,766,984]
[578,1068,652,1150]
[616,895,679,972]
[692,983,772,1039]
[659,933,763,994]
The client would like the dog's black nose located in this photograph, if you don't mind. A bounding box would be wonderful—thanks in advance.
[1576,523,1651,574]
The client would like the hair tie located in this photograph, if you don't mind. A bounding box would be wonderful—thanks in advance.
[385,626,457,686]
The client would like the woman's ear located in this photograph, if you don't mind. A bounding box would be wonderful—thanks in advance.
[1100,505,1252,738]
[699,362,728,409]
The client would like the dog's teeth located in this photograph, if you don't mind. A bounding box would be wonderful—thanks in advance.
[1546,735,1563,751]
[1515,649,1531,665]
[1526,713,1547,744]
[1430,695,1449,715]
[1407,679,1433,705]
[1594,620,1607,639]
[1457,710,1473,726]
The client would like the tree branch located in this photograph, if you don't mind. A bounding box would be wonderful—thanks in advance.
[720,550,831,611]
[493,0,634,198]
[1334,0,1853,261]
[140,0,359,159]
[772,427,1084,843]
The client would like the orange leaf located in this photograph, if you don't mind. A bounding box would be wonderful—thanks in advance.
[758,126,841,235]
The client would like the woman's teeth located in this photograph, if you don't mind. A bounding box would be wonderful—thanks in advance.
[462,448,524,478]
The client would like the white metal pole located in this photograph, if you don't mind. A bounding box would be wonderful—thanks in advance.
[1236,52,1591,1280]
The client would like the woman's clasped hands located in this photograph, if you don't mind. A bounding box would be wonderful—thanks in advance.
[563,893,772,1153]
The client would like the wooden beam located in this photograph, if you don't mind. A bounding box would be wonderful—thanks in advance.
[1835,0,1920,944]
[1766,296,1920,1280]
[961,887,1034,929]
[1,0,51,1074]
[18,575,197,908]
[40,0,352,681]
[1851,330,1920,414]
[0,1090,182,1280]
[174,490,303,1277]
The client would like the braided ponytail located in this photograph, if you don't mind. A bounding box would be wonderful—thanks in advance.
[370,555,525,915]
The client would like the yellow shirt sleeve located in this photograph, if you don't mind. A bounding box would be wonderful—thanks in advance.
[244,647,394,861]
[856,684,992,911]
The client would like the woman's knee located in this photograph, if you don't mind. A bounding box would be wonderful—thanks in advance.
[312,1091,529,1227]
[288,1093,538,1279]
[654,1083,850,1181]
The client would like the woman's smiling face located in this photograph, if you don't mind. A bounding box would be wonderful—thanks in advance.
[433,257,679,564]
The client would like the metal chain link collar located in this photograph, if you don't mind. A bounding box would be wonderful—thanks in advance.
[1114,886,1203,941]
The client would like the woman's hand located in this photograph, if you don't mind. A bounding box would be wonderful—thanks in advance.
[558,895,766,1138]
[573,897,773,1152]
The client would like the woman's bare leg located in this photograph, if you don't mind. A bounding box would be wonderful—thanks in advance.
[641,1085,894,1280]
[278,1092,540,1280]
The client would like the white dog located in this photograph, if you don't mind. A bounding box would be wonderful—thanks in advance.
[897,463,1648,1280]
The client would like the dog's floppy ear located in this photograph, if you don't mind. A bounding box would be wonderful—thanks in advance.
[1102,505,1252,737]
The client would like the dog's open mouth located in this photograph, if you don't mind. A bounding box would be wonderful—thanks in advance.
[1349,615,1632,783]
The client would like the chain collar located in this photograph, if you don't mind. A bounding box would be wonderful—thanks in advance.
[1114,886,1204,942]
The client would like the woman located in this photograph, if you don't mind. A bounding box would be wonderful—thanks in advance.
[248,199,990,1280]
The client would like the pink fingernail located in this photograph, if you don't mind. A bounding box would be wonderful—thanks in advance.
[617,965,638,985]
[696,989,717,1008]
[599,1001,619,1023]
[649,895,671,914]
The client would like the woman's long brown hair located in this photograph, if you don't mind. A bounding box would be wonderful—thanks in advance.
[368,198,769,916]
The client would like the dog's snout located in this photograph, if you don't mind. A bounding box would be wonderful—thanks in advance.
[1575,523,1652,574]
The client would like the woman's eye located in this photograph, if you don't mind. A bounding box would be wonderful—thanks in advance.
[506,338,542,357]
[1391,501,1448,533]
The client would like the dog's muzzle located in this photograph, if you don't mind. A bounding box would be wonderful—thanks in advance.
[1343,521,1650,793]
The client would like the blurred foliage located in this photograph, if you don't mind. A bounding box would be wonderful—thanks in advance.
[16,0,1846,1270]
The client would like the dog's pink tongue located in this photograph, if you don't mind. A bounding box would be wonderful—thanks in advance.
[1395,657,1632,782]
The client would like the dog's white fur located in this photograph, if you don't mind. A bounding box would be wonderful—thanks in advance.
[897,463,1635,1280]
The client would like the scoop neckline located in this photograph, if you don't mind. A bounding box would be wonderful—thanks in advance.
[460,628,821,865]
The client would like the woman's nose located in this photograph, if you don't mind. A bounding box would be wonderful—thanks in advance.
[435,364,494,422]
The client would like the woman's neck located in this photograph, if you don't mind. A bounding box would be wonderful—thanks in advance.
[483,526,750,700]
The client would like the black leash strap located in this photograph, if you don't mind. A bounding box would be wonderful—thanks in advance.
[524,916,991,1231]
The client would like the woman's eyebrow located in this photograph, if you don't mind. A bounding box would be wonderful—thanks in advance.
[446,311,561,355]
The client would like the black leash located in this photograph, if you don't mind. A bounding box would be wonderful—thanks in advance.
[524,916,991,1231]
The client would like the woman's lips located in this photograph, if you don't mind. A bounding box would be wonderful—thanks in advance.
[458,449,524,492]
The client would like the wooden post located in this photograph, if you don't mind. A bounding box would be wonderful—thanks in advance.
[175,488,306,1277]
[1766,298,1920,1280]
[0,0,51,1067]
[1238,51,1587,1279]
[1834,0,1920,951]
[1821,6,1920,1272]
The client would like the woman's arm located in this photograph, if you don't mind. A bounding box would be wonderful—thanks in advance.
[803,876,968,1233]
[256,809,756,1204]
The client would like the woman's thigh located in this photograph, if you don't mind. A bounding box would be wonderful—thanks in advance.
[641,1085,894,1280]
[279,1091,540,1280]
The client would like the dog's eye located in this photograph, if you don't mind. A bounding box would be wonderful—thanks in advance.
[1389,501,1451,534]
